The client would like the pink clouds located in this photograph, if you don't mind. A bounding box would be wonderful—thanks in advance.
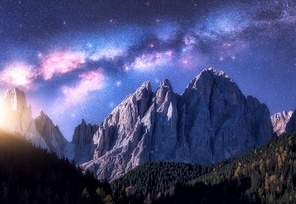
[0,62,36,88]
[41,51,86,80]
[59,70,105,108]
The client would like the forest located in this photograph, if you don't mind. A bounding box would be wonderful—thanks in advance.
[112,132,296,203]
[2,129,296,203]
[0,130,112,204]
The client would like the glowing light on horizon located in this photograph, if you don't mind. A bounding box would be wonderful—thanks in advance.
[0,100,14,129]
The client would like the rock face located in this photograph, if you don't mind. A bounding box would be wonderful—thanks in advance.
[82,68,273,181]
[72,119,98,164]
[0,88,70,158]
[35,111,69,158]
[271,111,293,136]
[0,88,100,162]
[286,110,296,133]
[0,88,48,149]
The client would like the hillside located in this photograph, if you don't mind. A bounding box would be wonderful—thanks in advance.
[111,162,207,203]
[112,132,296,203]
[0,130,112,204]
[1,121,296,203]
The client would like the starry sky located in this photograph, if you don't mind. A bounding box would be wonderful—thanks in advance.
[0,0,295,140]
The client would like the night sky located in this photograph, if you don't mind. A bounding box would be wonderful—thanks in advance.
[0,0,295,140]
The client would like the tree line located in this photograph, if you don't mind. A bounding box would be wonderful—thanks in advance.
[0,130,113,204]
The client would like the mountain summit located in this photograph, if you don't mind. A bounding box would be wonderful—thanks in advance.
[271,111,293,136]
[0,88,68,157]
[0,68,277,182]
[0,88,48,149]
[82,68,273,181]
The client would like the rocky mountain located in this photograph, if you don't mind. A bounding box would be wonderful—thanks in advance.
[271,111,293,136]
[0,88,48,149]
[0,88,70,158]
[286,110,296,133]
[81,68,273,181]
[35,111,68,158]
[72,119,98,164]
[0,88,100,162]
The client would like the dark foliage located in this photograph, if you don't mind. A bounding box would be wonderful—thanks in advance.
[3,128,296,204]
[0,130,113,204]
[111,132,296,203]
[158,132,296,203]
[111,161,207,203]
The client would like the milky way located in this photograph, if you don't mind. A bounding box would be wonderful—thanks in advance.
[0,0,295,140]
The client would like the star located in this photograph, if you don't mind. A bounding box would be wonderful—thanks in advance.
[0,0,295,140]
[116,81,122,87]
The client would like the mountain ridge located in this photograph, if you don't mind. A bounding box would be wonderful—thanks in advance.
[1,68,295,182]
[110,132,296,203]
[271,111,294,136]
[0,88,71,158]
[82,67,274,181]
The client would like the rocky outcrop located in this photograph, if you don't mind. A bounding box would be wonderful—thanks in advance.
[271,111,293,136]
[72,119,98,164]
[176,69,272,163]
[0,88,48,149]
[0,88,71,158]
[82,81,154,179]
[286,110,296,133]
[82,68,273,181]
[35,111,68,158]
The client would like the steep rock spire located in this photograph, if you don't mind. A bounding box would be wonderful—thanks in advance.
[72,119,98,164]
[81,68,273,181]
[35,111,68,158]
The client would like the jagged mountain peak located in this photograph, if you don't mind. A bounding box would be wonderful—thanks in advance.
[4,87,26,101]
[185,68,234,93]
[195,67,229,81]
[206,67,227,76]
[5,87,25,96]
[271,111,293,136]
[282,111,293,117]
[82,68,273,181]
[0,88,48,149]
[141,80,151,88]
[81,119,87,125]
[134,81,152,99]
[0,88,71,158]
[3,88,28,112]
[159,79,172,89]
[72,120,98,164]
[72,119,98,145]
[136,81,151,93]
[155,79,175,109]
[35,111,68,158]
